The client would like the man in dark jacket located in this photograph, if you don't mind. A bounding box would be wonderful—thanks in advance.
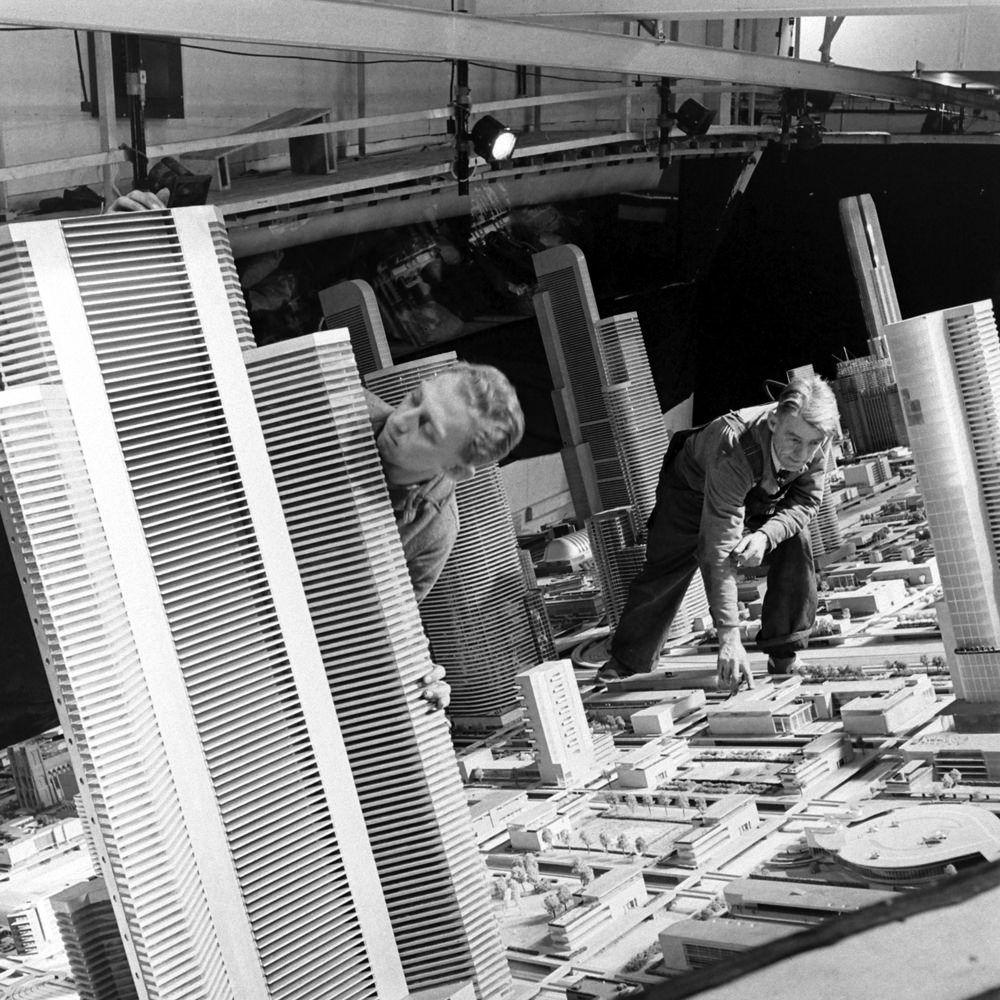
[599,374,839,693]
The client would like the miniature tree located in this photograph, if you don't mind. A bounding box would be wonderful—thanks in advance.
[510,880,523,908]
[598,831,612,853]
[676,792,689,817]
[556,884,575,912]
[695,795,708,816]
[557,827,572,848]
[943,864,958,877]
[471,767,485,783]
[634,835,647,857]
[616,832,632,854]
[579,829,593,852]
[657,790,671,816]
[542,894,562,919]
[624,793,639,814]
[642,793,654,815]
[523,852,540,881]
[540,827,554,849]
[579,865,594,888]
[947,768,962,787]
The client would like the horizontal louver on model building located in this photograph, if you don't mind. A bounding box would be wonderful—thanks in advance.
[246,333,510,1000]
[0,209,404,1000]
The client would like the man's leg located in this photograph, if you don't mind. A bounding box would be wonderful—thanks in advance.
[756,528,816,674]
[606,483,703,676]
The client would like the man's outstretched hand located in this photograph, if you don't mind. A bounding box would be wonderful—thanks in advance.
[420,664,451,712]
[716,626,754,696]
[108,187,170,213]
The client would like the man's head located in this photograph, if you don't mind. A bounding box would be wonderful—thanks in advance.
[767,374,839,472]
[377,362,524,486]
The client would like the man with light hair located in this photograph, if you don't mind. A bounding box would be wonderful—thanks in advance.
[599,374,840,693]
[367,361,524,604]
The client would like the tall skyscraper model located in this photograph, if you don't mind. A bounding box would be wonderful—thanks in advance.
[883,300,1000,702]
[0,209,406,1000]
[244,332,510,998]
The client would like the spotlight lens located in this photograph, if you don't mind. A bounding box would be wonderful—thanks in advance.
[490,130,517,161]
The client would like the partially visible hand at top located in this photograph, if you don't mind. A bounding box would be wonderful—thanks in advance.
[108,187,170,213]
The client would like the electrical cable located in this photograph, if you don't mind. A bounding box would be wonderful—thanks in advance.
[73,30,90,109]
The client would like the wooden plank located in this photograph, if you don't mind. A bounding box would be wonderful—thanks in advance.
[93,32,119,207]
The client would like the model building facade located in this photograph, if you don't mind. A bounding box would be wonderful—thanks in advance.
[0,209,406,1000]
[884,299,1000,701]
[245,331,510,999]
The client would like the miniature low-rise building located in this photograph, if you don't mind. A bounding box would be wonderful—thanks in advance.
[658,915,802,971]
[701,794,759,836]
[630,690,707,736]
[548,866,647,953]
[869,557,939,587]
[807,676,924,720]
[901,730,1000,785]
[839,675,937,735]
[458,747,496,783]
[0,817,84,870]
[704,679,813,736]
[723,878,897,924]
[466,788,529,844]
[823,579,908,617]
[675,822,731,868]
[566,974,643,1000]
[616,738,691,789]
[811,803,1000,885]
[8,733,77,812]
[507,800,571,852]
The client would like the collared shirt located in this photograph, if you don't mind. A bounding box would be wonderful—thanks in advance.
[673,403,828,629]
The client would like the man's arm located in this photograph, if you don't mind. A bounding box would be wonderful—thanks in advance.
[697,423,756,693]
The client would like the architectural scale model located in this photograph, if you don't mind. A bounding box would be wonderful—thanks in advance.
[245,331,510,998]
[365,355,544,726]
[318,278,393,377]
[0,209,406,1000]
[883,300,1000,702]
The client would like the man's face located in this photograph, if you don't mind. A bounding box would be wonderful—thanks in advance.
[768,411,827,472]
[377,372,477,485]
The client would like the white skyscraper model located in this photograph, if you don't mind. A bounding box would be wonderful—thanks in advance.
[515,660,597,787]
[883,300,1000,702]
[0,210,406,1000]
[244,331,510,999]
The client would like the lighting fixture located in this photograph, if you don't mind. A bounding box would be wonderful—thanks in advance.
[470,115,517,163]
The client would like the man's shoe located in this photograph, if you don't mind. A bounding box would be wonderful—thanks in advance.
[767,655,804,676]
[595,658,638,684]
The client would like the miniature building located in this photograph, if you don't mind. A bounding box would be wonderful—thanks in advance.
[0,210,412,1000]
[723,877,897,925]
[548,867,647,953]
[808,676,931,721]
[0,817,84,870]
[8,734,77,812]
[658,915,802,971]
[884,300,1000,702]
[839,675,937,735]
[566,975,643,1000]
[51,878,139,1000]
[843,455,894,492]
[705,679,813,736]
[630,690,707,736]
[507,801,571,852]
[810,803,1000,884]
[823,579,908,616]
[779,736,853,793]
[832,355,908,454]
[516,659,598,787]
[466,789,530,844]
[901,731,1000,784]
[616,738,691,789]
[869,558,939,587]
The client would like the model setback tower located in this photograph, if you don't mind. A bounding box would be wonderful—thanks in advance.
[365,355,539,726]
[244,331,510,999]
[883,300,1000,702]
[0,210,406,1000]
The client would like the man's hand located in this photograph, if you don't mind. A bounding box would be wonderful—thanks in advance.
[717,626,753,696]
[730,530,769,569]
[420,664,451,711]
[108,187,170,213]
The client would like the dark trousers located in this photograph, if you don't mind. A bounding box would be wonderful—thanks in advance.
[609,460,817,674]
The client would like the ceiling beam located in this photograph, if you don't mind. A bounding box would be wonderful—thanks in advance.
[472,0,1000,18]
[1,0,996,111]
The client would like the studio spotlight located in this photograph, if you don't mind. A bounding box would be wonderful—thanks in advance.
[673,98,716,137]
[470,115,518,163]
